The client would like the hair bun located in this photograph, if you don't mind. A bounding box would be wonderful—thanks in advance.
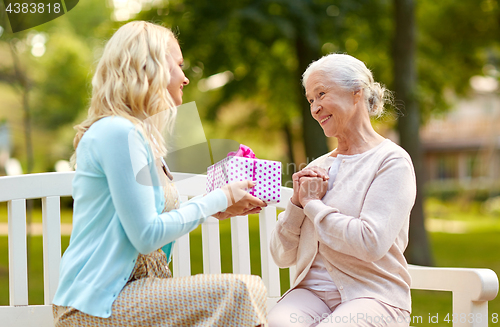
[368,82,389,117]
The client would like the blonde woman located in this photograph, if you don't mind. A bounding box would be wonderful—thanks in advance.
[52,21,267,327]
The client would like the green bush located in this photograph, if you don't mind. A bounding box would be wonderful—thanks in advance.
[425,180,500,202]
[483,196,500,217]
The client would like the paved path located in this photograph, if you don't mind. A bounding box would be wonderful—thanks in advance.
[0,223,72,236]
[425,218,468,234]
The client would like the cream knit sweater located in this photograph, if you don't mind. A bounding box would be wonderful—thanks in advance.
[270,139,416,312]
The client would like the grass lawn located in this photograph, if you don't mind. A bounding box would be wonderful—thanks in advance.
[1,201,499,326]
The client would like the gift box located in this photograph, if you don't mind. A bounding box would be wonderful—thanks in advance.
[206,145,281,204]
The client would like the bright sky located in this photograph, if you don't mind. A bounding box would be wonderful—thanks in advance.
[111,0,163,21]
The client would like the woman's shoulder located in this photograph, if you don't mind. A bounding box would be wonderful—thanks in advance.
[86,116,146,143]
[90,116,136,135]
[340,139,413,168]
[378,139,413,162]
[80,116,147,155]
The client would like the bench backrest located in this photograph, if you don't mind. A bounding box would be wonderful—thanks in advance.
[0,172,74,326]
[0,172,291,326]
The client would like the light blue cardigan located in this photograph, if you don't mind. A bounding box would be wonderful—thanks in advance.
[52,116,227,318]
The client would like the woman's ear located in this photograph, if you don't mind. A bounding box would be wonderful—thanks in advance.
[353,88,363,105]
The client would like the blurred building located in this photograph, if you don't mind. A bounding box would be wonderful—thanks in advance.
[420,91,500,189]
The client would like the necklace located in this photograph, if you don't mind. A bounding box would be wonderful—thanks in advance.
[160,157,174,181]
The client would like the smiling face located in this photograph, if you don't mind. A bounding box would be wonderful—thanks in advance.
[166,40,189,106]
[305,71,360,138]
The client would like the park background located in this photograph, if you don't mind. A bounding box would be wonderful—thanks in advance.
[1,0,500,325]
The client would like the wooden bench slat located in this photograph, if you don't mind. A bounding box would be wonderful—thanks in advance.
[202,217,221,274]
[259,206,280,299]
[173,195,191,277]
[230,215,251,275]
[172,233,191,277]
[41,196,62,305]
[0,172,73,202]
[289,266,297,289]
[8,199,29,306]
[0,305,54,327]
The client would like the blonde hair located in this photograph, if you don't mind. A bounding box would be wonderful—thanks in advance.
[71,21,177,164]
[302,53,392,117]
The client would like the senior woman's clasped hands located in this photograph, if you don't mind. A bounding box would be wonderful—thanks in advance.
[291,167,329,208]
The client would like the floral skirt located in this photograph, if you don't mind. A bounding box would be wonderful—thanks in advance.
[53,250,267,327]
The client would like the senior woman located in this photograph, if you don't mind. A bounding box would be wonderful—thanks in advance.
[268,53,416,327]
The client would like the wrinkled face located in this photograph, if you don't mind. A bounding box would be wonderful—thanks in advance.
[305,71,357,137]
[167,40,189,106]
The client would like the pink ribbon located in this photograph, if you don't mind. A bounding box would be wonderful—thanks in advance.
[227,144,257,196]
[227,144,256,158]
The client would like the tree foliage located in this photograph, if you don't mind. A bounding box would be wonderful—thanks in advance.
[134,0,400,167]
[1,0,498,162]
[31,32,92,128]
[0,0,499,263]
[0,0,112,170]
[416,0,500,120]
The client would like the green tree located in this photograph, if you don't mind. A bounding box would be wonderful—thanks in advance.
[417,0,500,118]
[31,32,92,128]
[1,0,113,168]
[137,0,394,171]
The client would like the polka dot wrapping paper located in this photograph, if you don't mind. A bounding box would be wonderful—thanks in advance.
[206,156,282,204]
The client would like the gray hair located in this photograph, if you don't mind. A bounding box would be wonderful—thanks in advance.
[302,53,391,117]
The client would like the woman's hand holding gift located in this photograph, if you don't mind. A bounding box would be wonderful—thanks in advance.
[213,181,267,220]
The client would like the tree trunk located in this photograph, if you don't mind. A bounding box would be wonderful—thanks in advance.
[393,0,433,266]
[295,36,329,163]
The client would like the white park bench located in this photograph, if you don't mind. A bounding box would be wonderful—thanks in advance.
[0,172,498,327]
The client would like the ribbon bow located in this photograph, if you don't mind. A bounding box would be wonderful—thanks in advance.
[226,144,258,196]
[227,144,256,158]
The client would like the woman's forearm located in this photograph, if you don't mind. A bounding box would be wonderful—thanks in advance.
[270,200,307,267]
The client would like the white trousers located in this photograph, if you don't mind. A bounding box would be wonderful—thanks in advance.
[268,288,410,327]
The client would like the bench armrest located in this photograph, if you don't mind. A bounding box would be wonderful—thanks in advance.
[408,264,498,326]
